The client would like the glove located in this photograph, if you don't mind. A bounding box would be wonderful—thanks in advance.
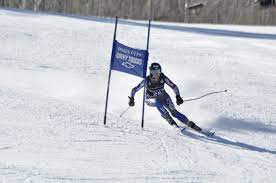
[176,95,184,105]
[128,96,135,107]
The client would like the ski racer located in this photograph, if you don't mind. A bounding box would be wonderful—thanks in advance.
[128,63,212,136]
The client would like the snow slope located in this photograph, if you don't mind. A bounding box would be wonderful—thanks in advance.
[0,8,275,183]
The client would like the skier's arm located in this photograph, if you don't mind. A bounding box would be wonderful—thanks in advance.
[130,79,146,98]
[164,75,180,96]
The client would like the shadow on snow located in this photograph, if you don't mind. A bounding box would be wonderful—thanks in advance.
[180,117,276,155]
[207,135,276,155]
[211,117,276,134]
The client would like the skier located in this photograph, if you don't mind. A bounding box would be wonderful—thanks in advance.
[128,63,213,136]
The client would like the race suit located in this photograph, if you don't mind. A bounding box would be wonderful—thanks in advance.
[130,73,189,124]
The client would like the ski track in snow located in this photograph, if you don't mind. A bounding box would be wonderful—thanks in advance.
[0,8,276,183]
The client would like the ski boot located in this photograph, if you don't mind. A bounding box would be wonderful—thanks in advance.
[187,121,214,136]
[186,121,201,132]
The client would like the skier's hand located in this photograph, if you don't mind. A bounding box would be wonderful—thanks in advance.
[176,95,184,105]
[128,96,135,107]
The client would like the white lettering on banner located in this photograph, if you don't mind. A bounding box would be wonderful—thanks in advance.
[128,56,142,65]
[116,52,129,61]
[131,51,143,58]
[116,45,145,67]
[118,47,130,54]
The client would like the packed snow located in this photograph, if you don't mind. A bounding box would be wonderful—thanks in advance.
[0,8,275,183]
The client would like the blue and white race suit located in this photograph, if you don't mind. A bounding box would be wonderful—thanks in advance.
[130,73,189,124]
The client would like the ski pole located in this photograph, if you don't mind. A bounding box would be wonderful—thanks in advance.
[119,106,130,117]
[183,90,227,102]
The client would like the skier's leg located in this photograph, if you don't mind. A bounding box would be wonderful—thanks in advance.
[145,98,156,107]
[164,94,202,132]
[163,94,189,123]
[155,98,178,126]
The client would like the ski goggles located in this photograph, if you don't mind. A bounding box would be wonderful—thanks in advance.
[150,69,161,75]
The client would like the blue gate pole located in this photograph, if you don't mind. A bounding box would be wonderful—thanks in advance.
[104,16,118,125]
[141,19,151,128]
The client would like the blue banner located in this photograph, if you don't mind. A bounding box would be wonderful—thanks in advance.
[111,41,148,78]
